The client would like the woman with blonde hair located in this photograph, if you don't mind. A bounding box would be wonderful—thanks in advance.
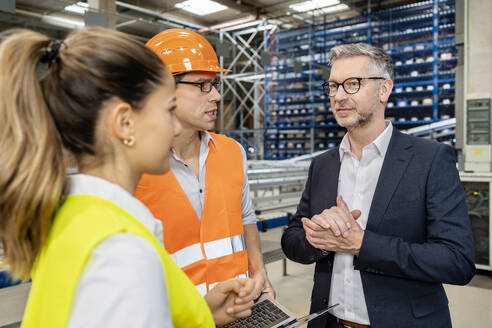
[0,27,254,327]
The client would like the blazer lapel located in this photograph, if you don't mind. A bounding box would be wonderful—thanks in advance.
[366,129,414,231]
[318,149,341,209]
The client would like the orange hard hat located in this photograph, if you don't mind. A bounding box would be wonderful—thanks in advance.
[146,29,231,74]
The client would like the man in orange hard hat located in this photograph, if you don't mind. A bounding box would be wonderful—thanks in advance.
[136,29,275,299]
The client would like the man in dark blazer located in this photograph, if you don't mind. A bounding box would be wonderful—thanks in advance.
[281,43,475,328]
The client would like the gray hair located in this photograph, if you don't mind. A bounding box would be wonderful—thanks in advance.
[329,43,394,80]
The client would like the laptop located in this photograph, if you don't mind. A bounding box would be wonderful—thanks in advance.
[220,294,338,328]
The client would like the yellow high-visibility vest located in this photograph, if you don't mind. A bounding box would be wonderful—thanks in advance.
[21,194,214,328]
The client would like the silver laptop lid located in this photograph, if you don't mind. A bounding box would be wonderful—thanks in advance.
[279,303,339,328]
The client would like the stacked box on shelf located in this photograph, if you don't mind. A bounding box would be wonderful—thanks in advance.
[263,0,457,159]
[371,0,457,138]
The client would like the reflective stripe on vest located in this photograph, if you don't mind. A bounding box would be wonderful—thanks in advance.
[21,195,214,328]
[204,233,245,260]
[171,234,244,267]
[170,242,204,268]
[136,133,249,295]
[209,273,248,291]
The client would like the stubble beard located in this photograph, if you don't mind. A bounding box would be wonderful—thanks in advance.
[335,107,375,129]
[335,98,379,130]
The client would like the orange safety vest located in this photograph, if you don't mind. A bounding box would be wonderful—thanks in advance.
[135,133,249,295]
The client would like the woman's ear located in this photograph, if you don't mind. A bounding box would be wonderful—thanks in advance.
[379,79,394,103]
[109,100,135,142]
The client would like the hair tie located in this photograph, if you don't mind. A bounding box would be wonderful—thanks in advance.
[40,39,66,66]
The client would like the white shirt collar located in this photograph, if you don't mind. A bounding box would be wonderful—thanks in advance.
[201,131,217,150]
[67,174,164,245]
[339,121,393,161]
[372,121,393,158]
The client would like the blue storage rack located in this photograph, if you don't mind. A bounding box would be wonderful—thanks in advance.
[263,0,457,160]
[0,271,22,289]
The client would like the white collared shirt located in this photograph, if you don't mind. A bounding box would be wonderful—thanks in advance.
[67,174,173,328]
[328,122,393,325]
[170,131,256,224]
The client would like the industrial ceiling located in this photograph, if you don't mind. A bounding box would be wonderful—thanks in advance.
[0,0,421,41]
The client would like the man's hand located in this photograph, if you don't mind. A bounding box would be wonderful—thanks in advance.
[243,223,276,299]
[204,278,255,326]
[251,268,276,299]
[302,195,364,255]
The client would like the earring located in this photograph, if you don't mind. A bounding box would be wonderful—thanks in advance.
[123,136,135,147]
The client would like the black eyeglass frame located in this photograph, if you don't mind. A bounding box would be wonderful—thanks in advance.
[177,80,220,93]
[322,77,386,97]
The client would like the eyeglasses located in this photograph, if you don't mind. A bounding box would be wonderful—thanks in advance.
[322,77,386,97]
[177,80,221,93]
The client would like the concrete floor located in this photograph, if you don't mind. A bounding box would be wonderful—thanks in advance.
[262,227,492,328]
[2,226,491,328]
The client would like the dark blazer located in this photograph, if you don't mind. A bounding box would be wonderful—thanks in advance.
[281,128,475,328]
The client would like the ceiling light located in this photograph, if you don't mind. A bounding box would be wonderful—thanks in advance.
[289,0,340,13]
[175,0,228,16]
[322,4,349,14]
[42,15,85,29]
[64,2,88,14]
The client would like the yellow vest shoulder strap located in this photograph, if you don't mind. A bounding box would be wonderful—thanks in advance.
[22,195,214,328]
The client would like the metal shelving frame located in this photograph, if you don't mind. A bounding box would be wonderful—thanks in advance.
[263,0,458,160]
[214,20,278,160]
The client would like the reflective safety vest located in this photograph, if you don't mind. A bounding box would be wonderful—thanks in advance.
[21,195,214,328]
[136,133,249,296]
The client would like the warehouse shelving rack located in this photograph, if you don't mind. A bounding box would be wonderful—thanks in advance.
[212,20,278,159]
[263,0,457,159]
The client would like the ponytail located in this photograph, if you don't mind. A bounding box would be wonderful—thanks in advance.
[0,30,66,280]
[0,27,168,280]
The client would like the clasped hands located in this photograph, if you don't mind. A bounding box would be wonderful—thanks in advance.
[206,277,256,326]
[302,195,364,255]
[208,269,275,326]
